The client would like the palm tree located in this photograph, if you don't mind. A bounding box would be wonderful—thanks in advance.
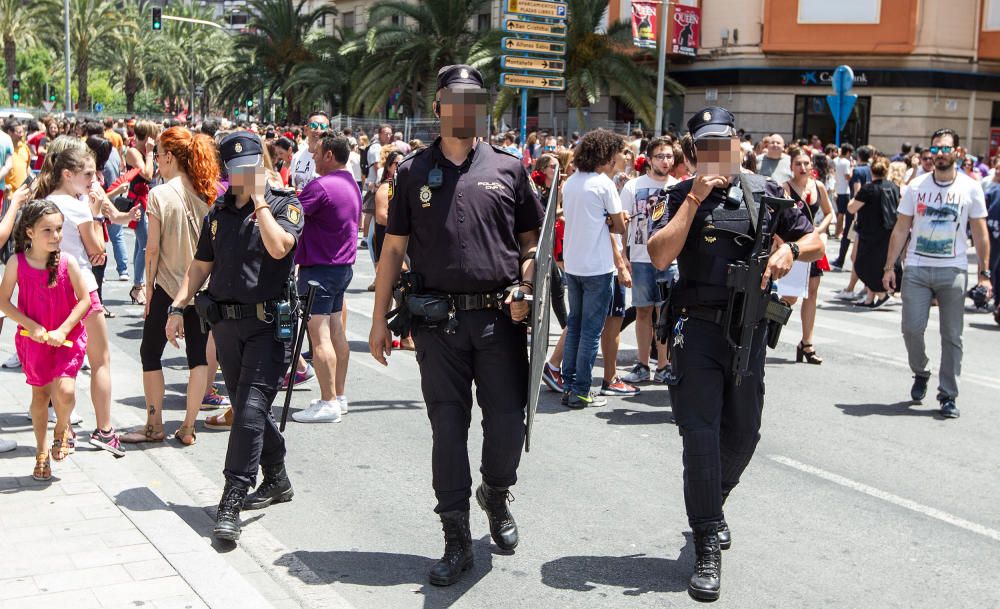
[161,1,232,116]
[560,0,681,128]
[341,0,496,117]
[285,25,360,115]
[233,0,337,122]
[66,0,122,110]
[0,0,58,93]
[96,1,177,113]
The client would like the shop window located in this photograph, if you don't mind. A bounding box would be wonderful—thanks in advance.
[798,0,880,24]
[987,0,1000,30]
[793,95,871,147]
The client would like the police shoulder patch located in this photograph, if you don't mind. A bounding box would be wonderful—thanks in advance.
[287,204,302,224]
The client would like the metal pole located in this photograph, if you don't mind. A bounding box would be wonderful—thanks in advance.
[63,0,71,112]
[189,64,195,123]
[654,0,669,136]
[519,88,528,147]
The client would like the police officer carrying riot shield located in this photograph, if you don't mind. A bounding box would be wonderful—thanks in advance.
[368,65,544,586]
[166,132,304,542]
[647,108,823,601]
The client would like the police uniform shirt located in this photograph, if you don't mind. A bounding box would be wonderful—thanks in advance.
[386,138,544,294]
[650,175,813,303]
[195,183,305,304]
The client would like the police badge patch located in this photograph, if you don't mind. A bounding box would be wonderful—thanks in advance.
[287,205,302,224]
[234,142,243,153]
[419,185,432,207]
[210,219,218,238]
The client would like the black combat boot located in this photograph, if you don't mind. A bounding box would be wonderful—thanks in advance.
[716,520,731,550]
[244,462,294,510]
[214,481,249,542]
[429,510,474,586]
[475,482,519,552]
[688,524,722,601]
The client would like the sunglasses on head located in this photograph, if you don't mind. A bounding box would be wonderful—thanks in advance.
[928,146,954,155]
[308,122,329,131]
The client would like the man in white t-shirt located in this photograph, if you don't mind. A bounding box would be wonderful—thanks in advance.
[291,111,330,190]
[832,143,853,238]
[560,129,628,408]
[882,128,992,419]
[619,136,678,385]
[347,137,362,190]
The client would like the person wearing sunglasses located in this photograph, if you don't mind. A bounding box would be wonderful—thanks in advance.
[882,128,992,419]
[290,111,330,191]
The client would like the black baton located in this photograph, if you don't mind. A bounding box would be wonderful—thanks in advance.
[279,280,319,432]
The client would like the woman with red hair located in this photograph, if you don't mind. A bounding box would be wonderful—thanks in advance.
[121,127,220,446]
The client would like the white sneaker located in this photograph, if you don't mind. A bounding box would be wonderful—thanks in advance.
[336,396,349,414]
[2,353,20,368]
[48,407,83,425]
[292,399,342,423]
[0,438,15,452]
[833,289,856,301]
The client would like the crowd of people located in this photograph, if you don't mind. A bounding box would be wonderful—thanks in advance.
[0,103,993,578]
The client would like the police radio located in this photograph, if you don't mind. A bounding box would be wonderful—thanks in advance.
[275,301,294,341]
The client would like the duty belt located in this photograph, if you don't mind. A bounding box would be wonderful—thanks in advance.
[217,301,281,320]
[671,305,725,325]
[450,292,507,311]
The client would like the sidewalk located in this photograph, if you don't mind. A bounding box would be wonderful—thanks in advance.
[0,349,300,609]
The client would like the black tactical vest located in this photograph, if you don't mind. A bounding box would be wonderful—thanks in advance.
[673,173,770,307]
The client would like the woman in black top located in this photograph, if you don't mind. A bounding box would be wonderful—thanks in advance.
[848,155,900,307]
[783,149,834,364]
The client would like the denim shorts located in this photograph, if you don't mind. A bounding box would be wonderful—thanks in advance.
[631,261,677,307]
[836,193,850,214]
[297,265,353,315]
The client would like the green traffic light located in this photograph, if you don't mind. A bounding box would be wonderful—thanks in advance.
[245,99,253,108]
[11,93,19,101]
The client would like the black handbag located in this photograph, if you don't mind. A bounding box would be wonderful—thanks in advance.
[112,195,133,213]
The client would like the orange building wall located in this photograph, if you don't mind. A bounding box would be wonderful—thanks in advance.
[762,0,918,55]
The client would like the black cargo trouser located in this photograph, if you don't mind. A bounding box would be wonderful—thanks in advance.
[213,316,293,488]
[668,317,767,528]
[412,310,529,513]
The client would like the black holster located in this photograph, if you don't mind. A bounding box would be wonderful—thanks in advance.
[194,292,219,332]
[654,280,673,344]
[764,294,793,349]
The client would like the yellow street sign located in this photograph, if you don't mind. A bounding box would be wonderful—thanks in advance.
[503,17,567,38]
[502,37,566,55]
[501,56,565,73]
[506,0,567,19]
[501,73,566,91]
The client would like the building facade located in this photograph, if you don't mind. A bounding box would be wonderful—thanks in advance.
[613,0,1000,157]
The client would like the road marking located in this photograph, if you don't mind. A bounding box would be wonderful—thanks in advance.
[769,455,1000,543]
[851,351,1000,390]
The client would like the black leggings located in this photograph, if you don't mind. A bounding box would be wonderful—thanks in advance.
[140,285,209,372]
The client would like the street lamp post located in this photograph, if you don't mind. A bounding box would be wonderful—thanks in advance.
[63,0,71,111]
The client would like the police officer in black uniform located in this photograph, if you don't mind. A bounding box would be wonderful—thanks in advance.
[166,132,304,542]
[368,65,544,586]
[647,108,823,601]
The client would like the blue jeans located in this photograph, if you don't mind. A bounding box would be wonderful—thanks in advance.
[132,207,147,286]
[561,272,614,396]
[107,223,128,276]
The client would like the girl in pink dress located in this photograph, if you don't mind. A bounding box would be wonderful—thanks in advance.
[0,201,93,481]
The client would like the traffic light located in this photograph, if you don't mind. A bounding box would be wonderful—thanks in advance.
[11,79,20,103]
[152,7,162,30]
[245,99,254,108]
[49,91,57,102]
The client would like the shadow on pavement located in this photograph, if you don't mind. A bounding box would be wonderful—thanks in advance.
[342,399,423,412]
[595,408,675,426]
[278,537,494,608]
[540,534,693,596]
[834,401,939,417]
[969,322,1000,331]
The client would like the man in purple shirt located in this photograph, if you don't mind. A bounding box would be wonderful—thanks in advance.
[291,135,362,423]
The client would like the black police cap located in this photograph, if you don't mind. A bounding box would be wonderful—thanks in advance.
[436,65,486,91]
[687,106,737,141]
[219,131,263,170]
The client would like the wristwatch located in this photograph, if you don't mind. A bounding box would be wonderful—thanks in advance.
[981,270,992,280]
[787,242,800,260]
[167,305,185,317]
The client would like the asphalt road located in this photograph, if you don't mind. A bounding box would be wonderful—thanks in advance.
[78,236,1000,609]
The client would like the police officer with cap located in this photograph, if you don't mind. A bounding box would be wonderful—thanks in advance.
[166,131,304,542]
[647,108,823,601]
[368,64,544,586]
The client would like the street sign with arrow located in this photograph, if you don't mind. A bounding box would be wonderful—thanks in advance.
[501,56,565,73]
[502,37,565,55]
[501,73,565,91]
[503,17,567,38]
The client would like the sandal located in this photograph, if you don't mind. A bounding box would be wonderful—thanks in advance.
[204,407,233,430]
[796,342,824,365]
[32,453,51,481]
[51,429,73,461]
[129,285,146,305]
[119,424,166,444]
[103,307,116,318]
[174,425,197,446]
